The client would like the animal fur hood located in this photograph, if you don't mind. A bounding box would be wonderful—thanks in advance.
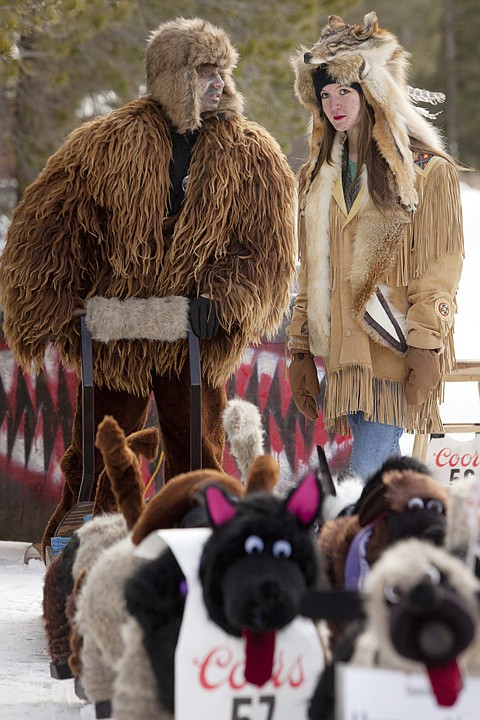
[293,11,445,210]
[146,17,244,133]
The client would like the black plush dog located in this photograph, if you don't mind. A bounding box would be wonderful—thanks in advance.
[121,473,326,718]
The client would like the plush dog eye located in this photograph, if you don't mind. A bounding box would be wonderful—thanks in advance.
[426,499,444,514]
[272,540,292,559]
[384,583,402,604]
[383,583,402,605]
[407,497,424,510]
[423,564,441,585]
[244,535,264,555]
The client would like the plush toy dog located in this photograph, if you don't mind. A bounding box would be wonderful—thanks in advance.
[112,473,326,720]
[319,455,448,593]
[70,463,267,715]
[317,455,449,655]
[44,396,267,686]
[71,400,279,718]
[70,459,254,717]
[308,538,480,719]
[43,420,158,679]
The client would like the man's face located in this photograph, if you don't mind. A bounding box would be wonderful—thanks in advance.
[197,64,224,113]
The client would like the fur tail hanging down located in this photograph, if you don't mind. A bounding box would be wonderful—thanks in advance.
[94,416,160,529]
[223,398,265,482]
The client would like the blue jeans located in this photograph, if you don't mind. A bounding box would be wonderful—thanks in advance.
[347,411,403,481]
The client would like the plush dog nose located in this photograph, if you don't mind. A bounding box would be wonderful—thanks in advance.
[255,580,282,603]
[304,52,313,64]
[421,524,445,546]
[408,580,438,612]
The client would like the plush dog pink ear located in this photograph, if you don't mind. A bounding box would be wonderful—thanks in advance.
[204,484,238,527]
[286,473,322,526]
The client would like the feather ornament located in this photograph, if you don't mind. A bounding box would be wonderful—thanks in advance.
[413,107,443,120]
[408,85,446,105]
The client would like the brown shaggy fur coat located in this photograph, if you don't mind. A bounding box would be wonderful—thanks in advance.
[0,100,296,395]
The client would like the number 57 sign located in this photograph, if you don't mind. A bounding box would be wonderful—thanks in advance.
[232,695,275,720]
[157,527,326,720]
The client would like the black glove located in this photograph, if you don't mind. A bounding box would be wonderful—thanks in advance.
[189,297,220,340]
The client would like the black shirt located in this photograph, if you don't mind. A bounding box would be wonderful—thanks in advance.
[168,129,199,216]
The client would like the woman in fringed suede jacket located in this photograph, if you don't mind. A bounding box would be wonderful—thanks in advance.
[287,12,464,480]
[0,17,296,555]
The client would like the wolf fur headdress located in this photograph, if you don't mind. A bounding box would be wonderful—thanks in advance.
[146,16,244,133]
[294,11,445,210]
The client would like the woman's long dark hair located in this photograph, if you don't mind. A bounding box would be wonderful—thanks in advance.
[312,92,460,210]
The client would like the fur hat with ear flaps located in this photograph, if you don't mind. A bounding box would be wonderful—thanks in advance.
[146,16,244,133]
[294,11,446,210]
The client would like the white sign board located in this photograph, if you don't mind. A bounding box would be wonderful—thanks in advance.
[425,434,480,486]
[141,528,325,720]
[336,664,480,720]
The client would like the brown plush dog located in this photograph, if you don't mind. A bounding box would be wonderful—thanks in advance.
[319,456,448,590]
[43,418,159,679]
[318,455,448,650]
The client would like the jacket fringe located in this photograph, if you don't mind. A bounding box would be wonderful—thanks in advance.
[391,159,465,285]
[324,366,444,435]
[0,99,296,394]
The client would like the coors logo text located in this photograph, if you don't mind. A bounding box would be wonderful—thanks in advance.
[194,646,306,690]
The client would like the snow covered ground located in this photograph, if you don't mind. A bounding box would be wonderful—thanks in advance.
[0,542,94,719]
[0,183,479,718]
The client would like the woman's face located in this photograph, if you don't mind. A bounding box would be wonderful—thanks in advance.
[320,83,362,133]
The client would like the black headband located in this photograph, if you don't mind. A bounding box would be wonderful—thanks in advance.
[313,65,362,106]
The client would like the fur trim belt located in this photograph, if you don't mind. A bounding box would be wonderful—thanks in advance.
[85,296,190,342]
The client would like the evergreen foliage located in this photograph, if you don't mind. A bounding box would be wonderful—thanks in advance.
[0,0,477,209]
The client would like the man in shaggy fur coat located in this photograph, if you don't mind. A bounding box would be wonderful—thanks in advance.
[0,17,296,555]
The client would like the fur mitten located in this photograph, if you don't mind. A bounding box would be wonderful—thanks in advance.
[404,347,441,405]
[289,352,320,420]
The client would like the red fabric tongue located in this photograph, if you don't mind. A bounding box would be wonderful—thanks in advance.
[242,629,276,686]
[426,660,462,707]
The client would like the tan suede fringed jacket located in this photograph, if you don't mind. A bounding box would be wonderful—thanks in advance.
[287,134,464,434]
[0,98,296,395]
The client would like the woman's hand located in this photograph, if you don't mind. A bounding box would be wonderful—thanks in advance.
[288,352,320,420]
[404,347,441,405]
